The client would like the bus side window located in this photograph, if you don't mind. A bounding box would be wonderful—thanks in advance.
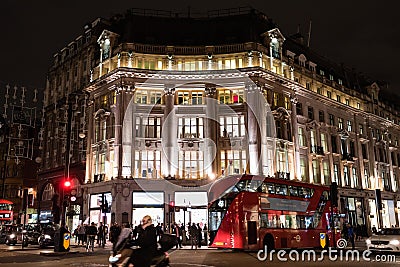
[288,186,299,197]
[266,183,275,194]
[275,185,288,195]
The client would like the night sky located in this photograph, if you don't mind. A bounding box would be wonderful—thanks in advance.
[1,0,399,96]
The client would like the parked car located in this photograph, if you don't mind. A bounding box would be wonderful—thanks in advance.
[366,228,400,252]
[38,224,58,248]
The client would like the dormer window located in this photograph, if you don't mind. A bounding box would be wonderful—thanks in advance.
[298,54,306,67]
[271,37,280,59]
[102,38,110,61]
[329,74,334,81]
[320,70,325,76]
[338,79,343,85]
[308,61,316,72]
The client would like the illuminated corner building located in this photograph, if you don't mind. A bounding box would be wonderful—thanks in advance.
[39,7,400,233]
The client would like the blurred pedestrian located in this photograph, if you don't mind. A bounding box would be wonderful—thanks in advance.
[347,223,355,249]
[190,223,198,249]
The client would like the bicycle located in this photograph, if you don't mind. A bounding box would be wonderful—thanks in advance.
[86,235,95,252]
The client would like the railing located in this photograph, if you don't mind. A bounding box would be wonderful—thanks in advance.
[310,145,324,155]
[276,171,290,180]
[93,173,105,183]
[341,153,354,161]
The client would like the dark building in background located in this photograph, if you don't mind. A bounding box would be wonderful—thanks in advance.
[38,7,400,234]
[0,85,43,224]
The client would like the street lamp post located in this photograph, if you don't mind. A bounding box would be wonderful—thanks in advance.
[61,98,73,226]
[0,116,9,199]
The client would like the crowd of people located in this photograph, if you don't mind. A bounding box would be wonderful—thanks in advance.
[72,219,208,252]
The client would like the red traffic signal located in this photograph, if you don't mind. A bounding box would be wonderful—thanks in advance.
[64,180,71,187]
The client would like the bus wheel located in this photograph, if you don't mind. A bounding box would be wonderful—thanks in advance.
[263,234,275,250]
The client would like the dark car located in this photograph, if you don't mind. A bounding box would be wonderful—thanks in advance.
[0,225,25,246]
[25,225,41,245]
[38,224,58,248]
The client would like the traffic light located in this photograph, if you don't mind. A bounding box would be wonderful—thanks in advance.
[375,189,382,210]
[168,201,175,213]
[63,180,72,204]
[330,182,338,207]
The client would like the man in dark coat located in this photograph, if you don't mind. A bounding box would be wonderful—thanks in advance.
[130,215,158,267]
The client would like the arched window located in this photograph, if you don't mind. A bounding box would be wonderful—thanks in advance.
[42,183,54,201]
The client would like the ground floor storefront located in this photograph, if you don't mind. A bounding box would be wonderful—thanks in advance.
[339,188,400,236]
[82,179,211,233]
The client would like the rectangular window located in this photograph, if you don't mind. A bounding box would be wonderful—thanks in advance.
[347,120,352,132]
[284,96,291,110]
[135,91,147,104]
[364,169,370,189]
[134,150,161,179]
[337,95,341,102]
[329,114,335,126]
[333,163,340,185]
[135,117,162,138]
[218,89,244,104]
[319,110,325,123]
[362,143,368,159]
[221,150,246,176]
[321,133,328,153]
[338,117,343,130]
[344,166,350,186]
[308,106,314,120]
[352,167,358,188]
[312,160,320,184]
[178,150,204,179]
[273,92,279,107]
[298,127,306,147]
[323,161,330,185]
[306,82,311,90]
[327,91,332,99]
[317,87,322,95]
[331,135,338,153]
[178,117,204,138]
[345,99,350,106]
[219,115,245,138]
[359,124,364,135]
[300,158,308,182]
[296,102,303,115]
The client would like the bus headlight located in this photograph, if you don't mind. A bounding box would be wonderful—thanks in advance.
[9,234,16,239]
[366,239,371,245]
[389,240,400,246]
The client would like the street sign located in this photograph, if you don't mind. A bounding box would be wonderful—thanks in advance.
[320,233,326,248]
[63,233,70,250]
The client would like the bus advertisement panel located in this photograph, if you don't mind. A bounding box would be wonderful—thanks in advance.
[208,175,341,250]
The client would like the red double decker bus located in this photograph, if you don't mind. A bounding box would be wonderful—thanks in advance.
[0,199,13,223]
[208,175,340,250]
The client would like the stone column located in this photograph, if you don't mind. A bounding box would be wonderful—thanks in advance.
[86,97,95,183]
[162,85,177,178]
[204,84,217,179]
[246,83,263,175]
[114,84,134,178]
[290,94,300,180]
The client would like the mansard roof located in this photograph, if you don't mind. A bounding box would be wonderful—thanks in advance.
[106,8,277,46]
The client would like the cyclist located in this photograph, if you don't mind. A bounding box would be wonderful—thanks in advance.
[86,222,98,252]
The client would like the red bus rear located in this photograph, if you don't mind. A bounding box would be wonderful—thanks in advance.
[0,199,14,223]
[208,175,341,250]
